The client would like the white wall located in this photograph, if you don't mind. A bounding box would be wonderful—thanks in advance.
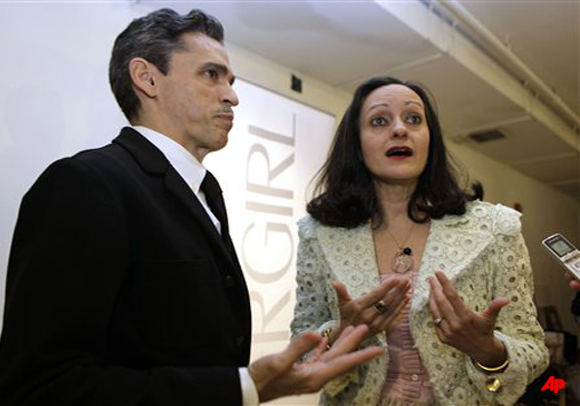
[0,2,133,331]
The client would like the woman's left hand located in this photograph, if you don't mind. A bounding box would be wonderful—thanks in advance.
[428,271,511,367]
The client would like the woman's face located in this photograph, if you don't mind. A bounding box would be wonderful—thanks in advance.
[359,84,430,186]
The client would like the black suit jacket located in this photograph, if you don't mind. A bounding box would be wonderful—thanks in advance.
[0,128,252,405]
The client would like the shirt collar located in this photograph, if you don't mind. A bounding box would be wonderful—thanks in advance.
[132,126,206,194]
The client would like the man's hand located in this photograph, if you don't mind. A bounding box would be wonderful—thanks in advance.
[248,324,383,402]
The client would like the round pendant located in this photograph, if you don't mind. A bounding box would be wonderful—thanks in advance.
[392,253,414,273]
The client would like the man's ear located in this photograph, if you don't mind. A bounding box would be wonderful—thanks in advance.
[129,57,158,98]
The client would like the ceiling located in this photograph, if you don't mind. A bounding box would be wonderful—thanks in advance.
[160,0,579,199]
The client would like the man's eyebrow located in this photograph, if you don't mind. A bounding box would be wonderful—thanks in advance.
[202,62,236,85]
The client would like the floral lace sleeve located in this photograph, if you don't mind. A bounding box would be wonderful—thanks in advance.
[290,216,362,398]
[290,216,336,338]
[464,205,549,404]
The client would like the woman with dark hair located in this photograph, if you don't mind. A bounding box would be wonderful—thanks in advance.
[290,77,548,405]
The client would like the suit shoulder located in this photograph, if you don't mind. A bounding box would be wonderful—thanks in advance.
[466,200,522,236]
[41,141,118,170]
[69,142,127,169]
[55,142,133,178]
[26,143,126,198]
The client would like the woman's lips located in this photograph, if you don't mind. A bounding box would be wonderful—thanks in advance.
[386,146,413,158]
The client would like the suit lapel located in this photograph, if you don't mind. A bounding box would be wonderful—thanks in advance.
[113,128,251,358]
[163,170,235,259]
[163,168,251,324]
[112,128,239,272]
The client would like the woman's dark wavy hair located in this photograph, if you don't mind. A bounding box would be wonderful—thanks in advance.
[109,8,224,122]
[307,76,482,228]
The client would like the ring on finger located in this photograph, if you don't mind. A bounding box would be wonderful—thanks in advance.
[434,317,444,327]
[374,300,388,314]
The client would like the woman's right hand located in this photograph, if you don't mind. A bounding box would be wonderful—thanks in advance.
[328,277,411,344]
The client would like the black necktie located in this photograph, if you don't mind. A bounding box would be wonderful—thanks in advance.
[200,171,227,234]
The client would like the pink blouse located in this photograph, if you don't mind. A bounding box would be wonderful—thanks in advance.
[379,272,436,406]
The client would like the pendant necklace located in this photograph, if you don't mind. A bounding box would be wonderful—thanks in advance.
[386,222,415,273]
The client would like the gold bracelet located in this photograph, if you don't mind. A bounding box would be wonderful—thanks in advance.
[321,327,333,350]
[474,357,510,374]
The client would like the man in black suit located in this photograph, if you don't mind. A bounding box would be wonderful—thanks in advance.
[0,8,382,406]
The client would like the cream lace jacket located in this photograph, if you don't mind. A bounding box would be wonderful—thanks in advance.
[291,201,549,406]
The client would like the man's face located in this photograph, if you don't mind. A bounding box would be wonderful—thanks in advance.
[155,33,238,161]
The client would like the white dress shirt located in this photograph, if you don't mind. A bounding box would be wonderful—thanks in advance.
[134,126,221,233]
[132,126,259,406]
